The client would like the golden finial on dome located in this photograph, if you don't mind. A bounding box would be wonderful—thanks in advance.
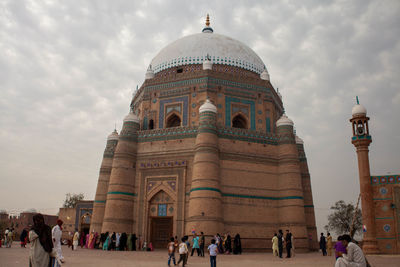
[206,14,210,27]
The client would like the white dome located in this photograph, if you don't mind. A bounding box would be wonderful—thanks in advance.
[150,31,265,74]
[352,104,367,117]
[123,111,140,123]
[199,99,217,113]
[107,129,119,141]
[295,135,304,145]
[276,114,294,127]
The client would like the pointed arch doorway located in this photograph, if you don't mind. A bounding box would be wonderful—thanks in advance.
[149,190,174,248]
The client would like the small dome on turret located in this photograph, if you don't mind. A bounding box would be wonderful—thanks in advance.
[203,55,213,70]
[352,104,367,117]
[260,66,270,81]
[199,99,217,113]
[295,135,304,145]
[145,65,155,80]
[276,114,294,127]
[107,129,119,141]
[124,110,140,123]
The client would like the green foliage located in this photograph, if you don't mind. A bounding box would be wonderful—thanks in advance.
[326,200,362,236]
[63,193,84,208]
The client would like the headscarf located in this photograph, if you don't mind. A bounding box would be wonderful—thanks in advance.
[31,213,53,253]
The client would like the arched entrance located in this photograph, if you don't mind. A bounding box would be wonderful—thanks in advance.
[148,190,174,248]
[80,212,91,237]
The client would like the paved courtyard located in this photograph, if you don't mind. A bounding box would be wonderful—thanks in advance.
[1,243,399,267]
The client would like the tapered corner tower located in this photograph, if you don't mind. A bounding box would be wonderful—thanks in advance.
[350,98,379,254]
[276,114,308,250]
[101,111,140,233]
[90,129,119,233]
[186,99,223,235]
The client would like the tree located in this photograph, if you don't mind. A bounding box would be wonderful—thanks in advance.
[63,193,84,208]
[326,200,362,237]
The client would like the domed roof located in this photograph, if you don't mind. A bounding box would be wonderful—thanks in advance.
[351,104,367,117]
[276,114,294,127]
[295,135,304,145]
[150,21,265,75]
[199,99,217,113]
[124,110,140,123]
[107,129,119,141]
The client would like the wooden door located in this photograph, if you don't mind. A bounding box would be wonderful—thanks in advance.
[150,217,173,248]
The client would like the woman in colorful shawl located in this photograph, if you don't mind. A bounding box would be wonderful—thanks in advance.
[102,232,110,250]
[29,214,53,267]
[20,228,28,248]
[88,232,95,249]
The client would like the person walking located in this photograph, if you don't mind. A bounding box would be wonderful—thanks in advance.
[320,233,327,256]
[327,232,333,256]
[208,239,218,267]
[177,237,188,267]
[72,229,79,251]
[7,228,13,248]
[29,214,54,267]
[20,228,28,248]
[277,229,284,258]
[272,233,279,256]
[200,232,205,257]
[285,230,292,258]
[167,237,177,266]
[191,233,200,256]
[52,219,65,263]
[184,236,190,265]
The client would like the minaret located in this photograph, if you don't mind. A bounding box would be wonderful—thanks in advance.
[350,97,379,254]
[186,99,223,235]
[90,129,119,233]
[101,110,139,233]
[276,114,308,250]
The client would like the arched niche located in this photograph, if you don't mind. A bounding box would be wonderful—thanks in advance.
[166,113,181,128]
[232,114,247,129]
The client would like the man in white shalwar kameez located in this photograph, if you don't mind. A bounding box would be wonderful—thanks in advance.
[52,219,65,263]
[335,234,366,267]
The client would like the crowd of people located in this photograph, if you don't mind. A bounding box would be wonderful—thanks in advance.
[2,215,370,267]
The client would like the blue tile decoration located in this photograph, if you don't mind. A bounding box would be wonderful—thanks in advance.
[258,110,262,115]
[142,117,148,130]
[380,187,387,195]
[152,99,157,103]
[192,93,196,97]
[158,204,167,216]
[266,117,271,132]
[383,224,391,232]
[386,244,392,249]
[258,119,262,124]
[192,103,196,108]
[225,96,256,130]
[217,104,222,109]
[159,96,188,128]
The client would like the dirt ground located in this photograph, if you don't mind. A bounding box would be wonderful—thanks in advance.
[0,243,399,267]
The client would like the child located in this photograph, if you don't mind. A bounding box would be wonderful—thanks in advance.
[177,237,188,266]
[208,239,218,267]
[167,237,176,266]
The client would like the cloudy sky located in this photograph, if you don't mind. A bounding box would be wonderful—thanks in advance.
[1,0,399,235]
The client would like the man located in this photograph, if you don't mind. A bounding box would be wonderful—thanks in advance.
[285,229,292,258]
[72,229,79,251]
[7,228,13,248]
[272,233,278,256]
[52,219,65,263]
[335,234,366,267]
[319,232,327,256]
[277,229,284,258]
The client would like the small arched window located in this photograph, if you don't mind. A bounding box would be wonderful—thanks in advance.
[232,114,247,129]
[166,114,181,128]
[149,119,154,130]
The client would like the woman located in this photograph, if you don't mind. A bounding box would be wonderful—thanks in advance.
[20,228,28,248]
[102,232,110,250]
[29,214,54,267]
[127,234,132,251]
[233,233,242,255]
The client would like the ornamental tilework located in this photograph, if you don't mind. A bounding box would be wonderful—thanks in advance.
[371,175,400,185]
[380,187,388,195]
[159,96,188,128]
[383,224,391,232]
[225,96,256,130]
